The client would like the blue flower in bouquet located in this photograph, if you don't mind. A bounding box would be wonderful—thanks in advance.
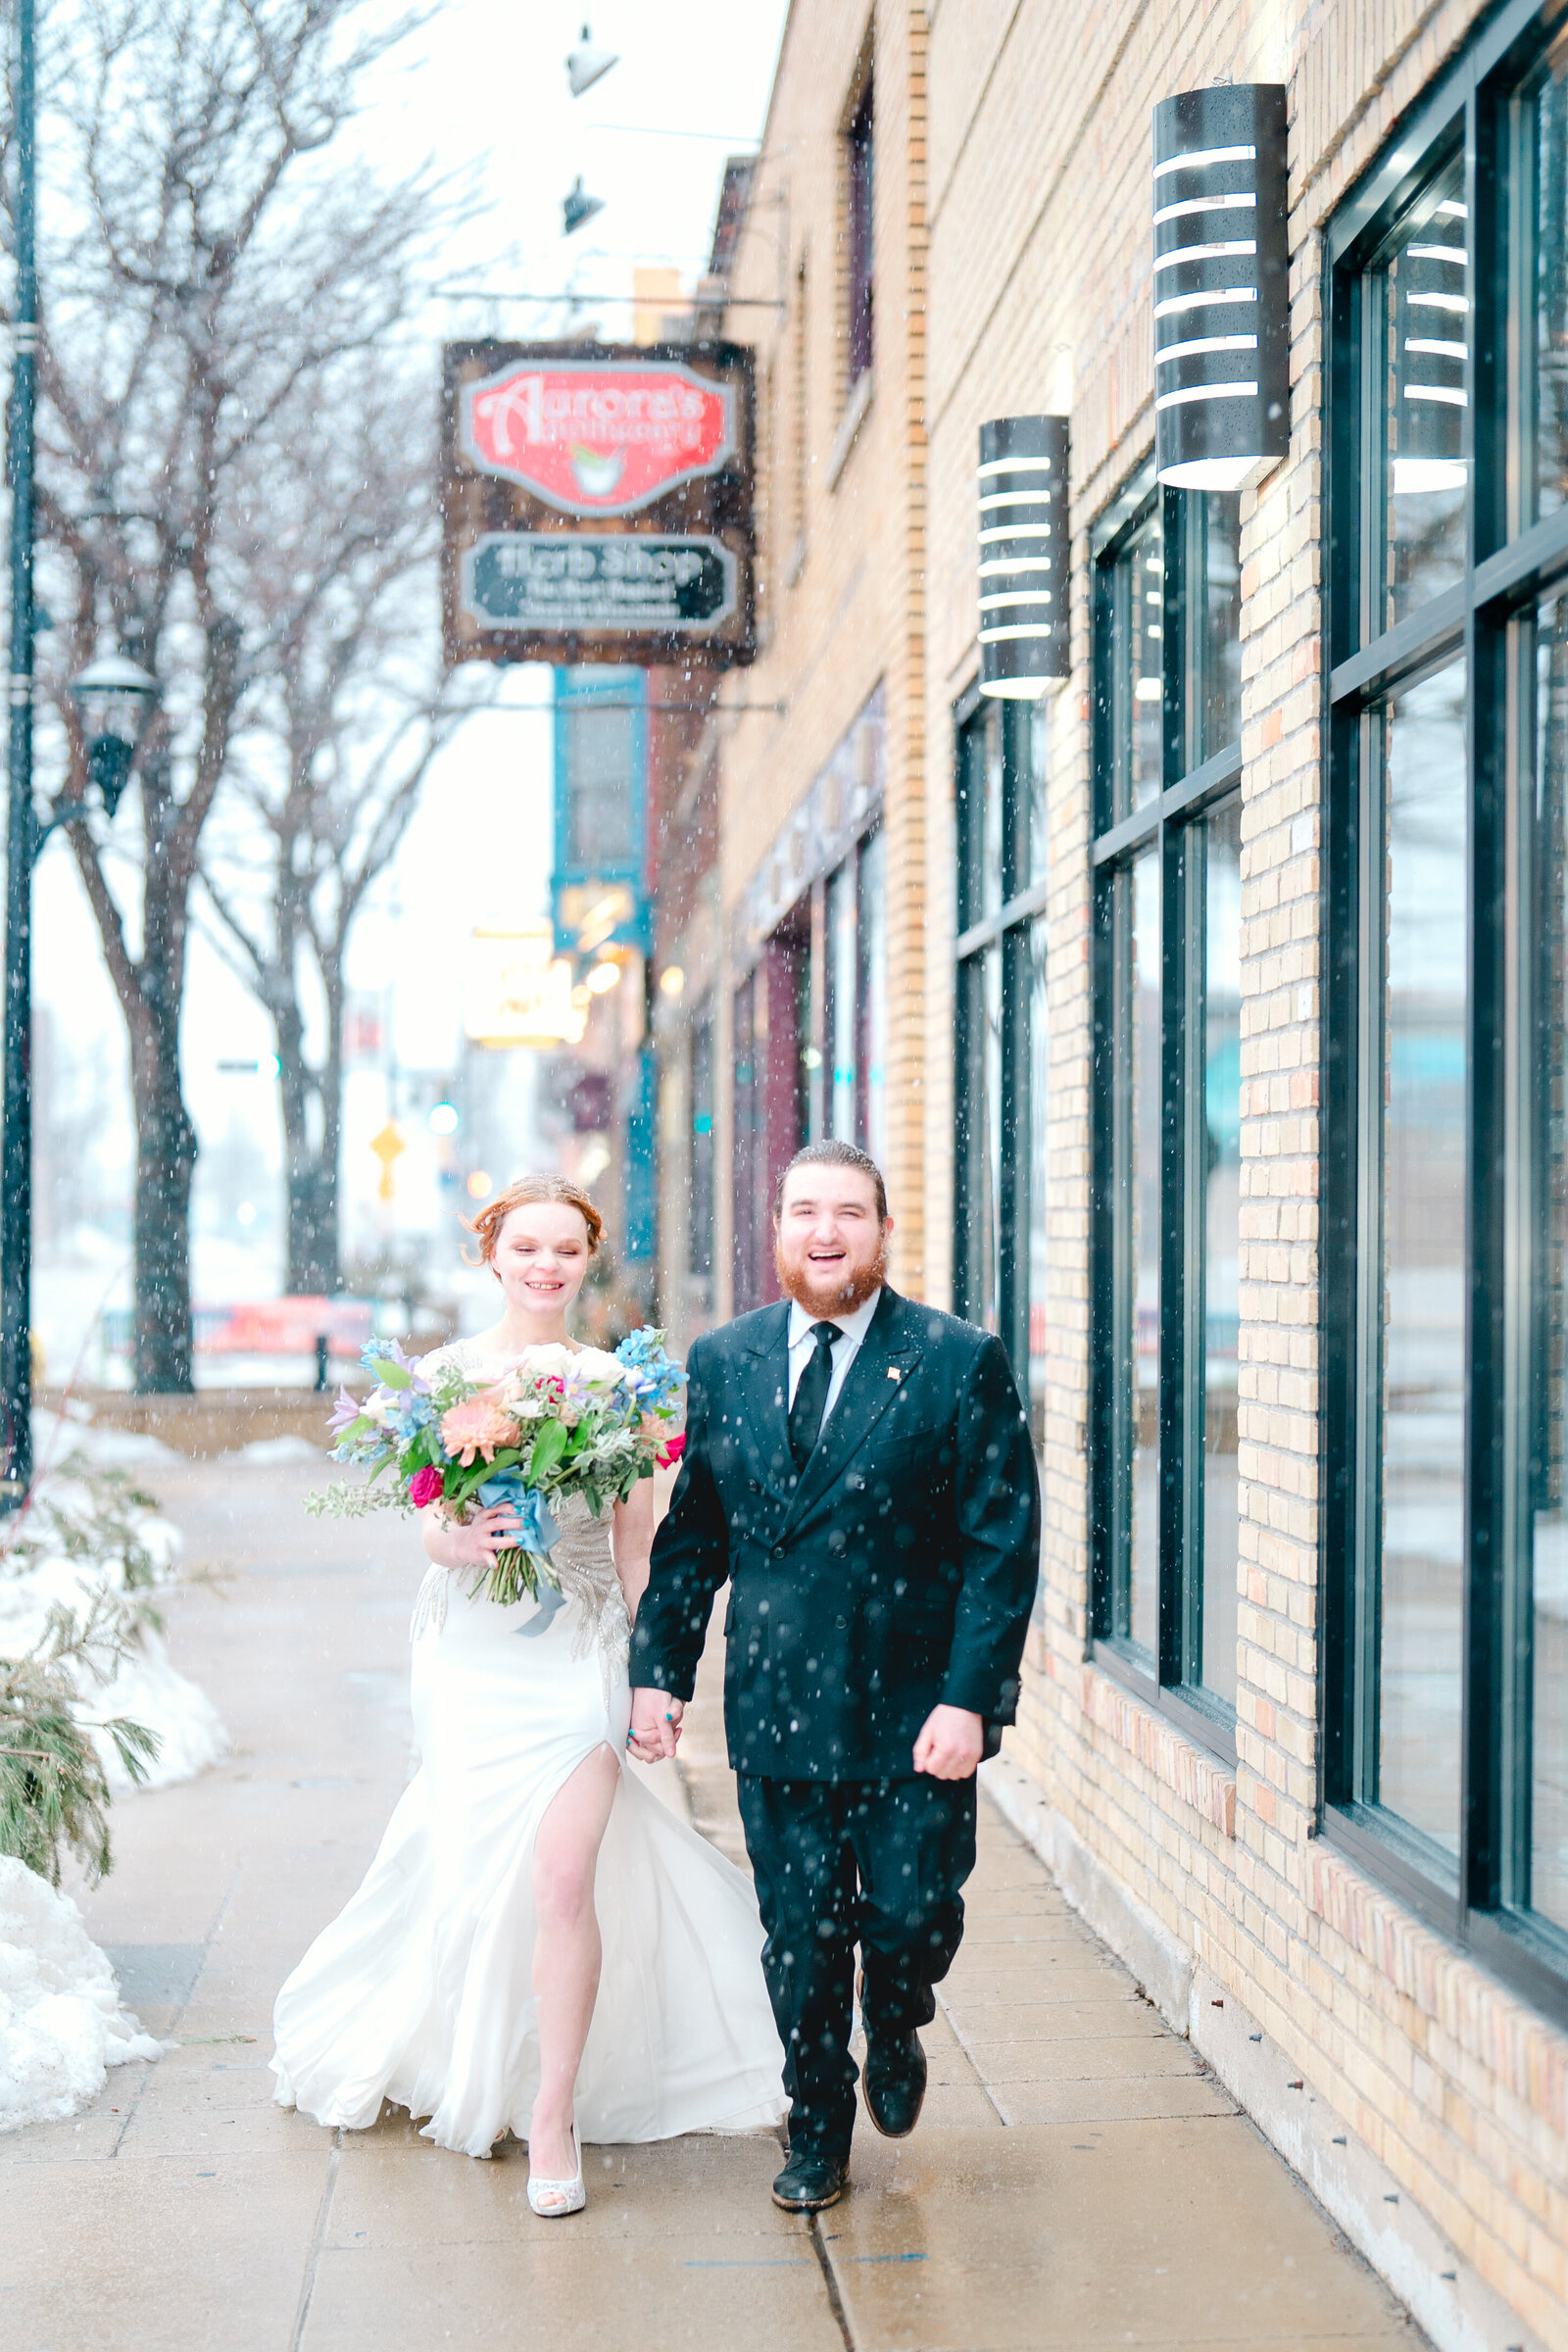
[383,1386,436,1443]
[358,1336,431,1394]
[474,1469,561,1556]
[614,1327,685,1413]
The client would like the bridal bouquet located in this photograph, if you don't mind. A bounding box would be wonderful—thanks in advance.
[307,1329,686,1607]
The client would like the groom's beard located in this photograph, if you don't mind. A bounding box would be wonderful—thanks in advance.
[774,1234,888,1317]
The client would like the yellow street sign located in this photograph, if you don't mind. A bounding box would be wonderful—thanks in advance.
[369,1121,406,1200]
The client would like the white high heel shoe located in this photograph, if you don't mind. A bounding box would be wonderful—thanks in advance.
[527,2125,585,2218]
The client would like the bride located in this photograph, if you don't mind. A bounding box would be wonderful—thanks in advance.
[270,1174,785,2213]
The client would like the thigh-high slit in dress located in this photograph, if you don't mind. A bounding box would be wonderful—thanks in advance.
[270,1346,784,2158]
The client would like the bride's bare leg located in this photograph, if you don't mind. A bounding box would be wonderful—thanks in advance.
[528,1743,619,2189]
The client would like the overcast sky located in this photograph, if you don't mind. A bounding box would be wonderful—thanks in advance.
[34,0,789,1298]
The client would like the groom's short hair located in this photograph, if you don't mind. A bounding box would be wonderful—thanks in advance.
[773,1140,888,1224]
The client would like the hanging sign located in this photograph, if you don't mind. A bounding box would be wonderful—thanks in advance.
[442,339,756,669]
[463,533,737,633]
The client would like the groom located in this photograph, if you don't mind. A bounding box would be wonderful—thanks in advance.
[629,1140,1040,2212]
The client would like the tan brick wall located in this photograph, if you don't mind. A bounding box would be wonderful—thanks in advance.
[919,1,1568,2346]
[676,0,1568,2341]
[699,1,930,1306]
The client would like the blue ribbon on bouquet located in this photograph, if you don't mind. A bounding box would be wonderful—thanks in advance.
[474,1471,561,1557]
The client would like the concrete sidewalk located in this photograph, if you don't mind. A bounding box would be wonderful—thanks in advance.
[3,1453,1425,2349]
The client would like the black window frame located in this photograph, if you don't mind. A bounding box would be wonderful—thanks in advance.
[953,686,1041,1386]
[1091,462,1245,1768]
[1322,0,1568,2027]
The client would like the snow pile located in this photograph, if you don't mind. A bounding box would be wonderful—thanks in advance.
[237,1434,320,1464]
[1,1433,228,1790]
[33,1405,176,1469]
[0,1856,161,2131]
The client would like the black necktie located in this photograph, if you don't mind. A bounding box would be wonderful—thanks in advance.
[789,1320,839,1469]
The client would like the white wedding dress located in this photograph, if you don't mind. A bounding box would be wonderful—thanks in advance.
[270,1339,785,2158]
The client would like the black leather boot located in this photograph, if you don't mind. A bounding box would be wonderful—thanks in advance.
[861,2030,927,2137]
[771,2149,849,2211]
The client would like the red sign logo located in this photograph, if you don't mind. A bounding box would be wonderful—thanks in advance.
[463,359,734,515]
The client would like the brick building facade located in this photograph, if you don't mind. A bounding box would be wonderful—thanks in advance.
[651,5,1568,2343]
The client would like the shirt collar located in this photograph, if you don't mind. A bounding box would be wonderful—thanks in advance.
[787,1288,883,1348]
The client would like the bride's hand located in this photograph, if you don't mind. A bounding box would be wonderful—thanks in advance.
[421,1503,521,1572]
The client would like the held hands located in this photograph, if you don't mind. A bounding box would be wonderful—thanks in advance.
[421,1502,522,1574]
[912,1703,985,1781]
[627,1687,684,1764]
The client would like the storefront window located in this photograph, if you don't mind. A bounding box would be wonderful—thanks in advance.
[1528,34,1568,528]
[954,696,1046,1393]
[1199,800,1242,1706]
[731,829,887,1310]
[1093,472,1244,1746]
[1324,6,1568,2004]
[828,860,858,1141]
[858,826,888,1165]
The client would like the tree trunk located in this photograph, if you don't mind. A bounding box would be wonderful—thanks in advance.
[285,1159,339,1296]
[277,970,344,1298]
[129,1023,197,1393]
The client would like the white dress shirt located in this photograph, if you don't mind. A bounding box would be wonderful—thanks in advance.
[785,1289,883,1429]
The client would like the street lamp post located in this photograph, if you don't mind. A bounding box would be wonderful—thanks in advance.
[2,0,39,1511]
[0,644,157,1507]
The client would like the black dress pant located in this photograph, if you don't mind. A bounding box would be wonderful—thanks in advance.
[735,1773,977,2162]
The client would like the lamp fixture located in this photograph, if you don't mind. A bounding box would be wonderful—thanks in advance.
[977,416,1070,700]
[562,175,606,237]
[68,653,158,819]
[1152,84,1289,491]
[565,24,617,99]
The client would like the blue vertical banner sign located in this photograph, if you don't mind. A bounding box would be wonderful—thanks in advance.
[551,667,650,959]
[623,1050,658,1267]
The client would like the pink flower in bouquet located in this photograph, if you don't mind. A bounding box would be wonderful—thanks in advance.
[408,1465,445,1509]
[659,1432,686,1469]
[440,1399,521,1466]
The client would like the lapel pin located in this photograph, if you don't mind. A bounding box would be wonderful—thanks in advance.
[887,1367,902,1381]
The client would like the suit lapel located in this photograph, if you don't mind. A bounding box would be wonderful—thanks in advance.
[780,1288,924,1536]
[737,1299,794,1503]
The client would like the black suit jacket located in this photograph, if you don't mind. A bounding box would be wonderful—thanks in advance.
[631,1288,1041,1782]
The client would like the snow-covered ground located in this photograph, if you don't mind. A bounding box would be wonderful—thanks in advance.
[0,1858,162,2131]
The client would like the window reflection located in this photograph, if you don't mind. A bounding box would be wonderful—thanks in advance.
[1115,848,1161,1657]
[1129,514,1164,812]
[1029,922,1050,1459]
[1200,801,1242,1706]
[858,827,887,1166]
[1202,500,1243,758]
[828,861,858,1141]
[1527,596,1568,1934]
[1376,660,1468,1855]
[1382,155,1470,630]
[1530,36,1568,528]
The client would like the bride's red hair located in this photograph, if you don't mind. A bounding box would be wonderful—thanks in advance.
[463,1175,605,1267]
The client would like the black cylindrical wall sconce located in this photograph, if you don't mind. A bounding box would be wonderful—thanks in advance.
[1152,83,1289,490]
[977,414,1069,700]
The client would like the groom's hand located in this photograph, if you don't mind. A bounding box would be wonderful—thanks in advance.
[912,1703,985,1781]
[628,1687,684,1763]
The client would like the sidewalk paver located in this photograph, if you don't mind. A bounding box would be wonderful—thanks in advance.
[2,1452,1426,2349]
